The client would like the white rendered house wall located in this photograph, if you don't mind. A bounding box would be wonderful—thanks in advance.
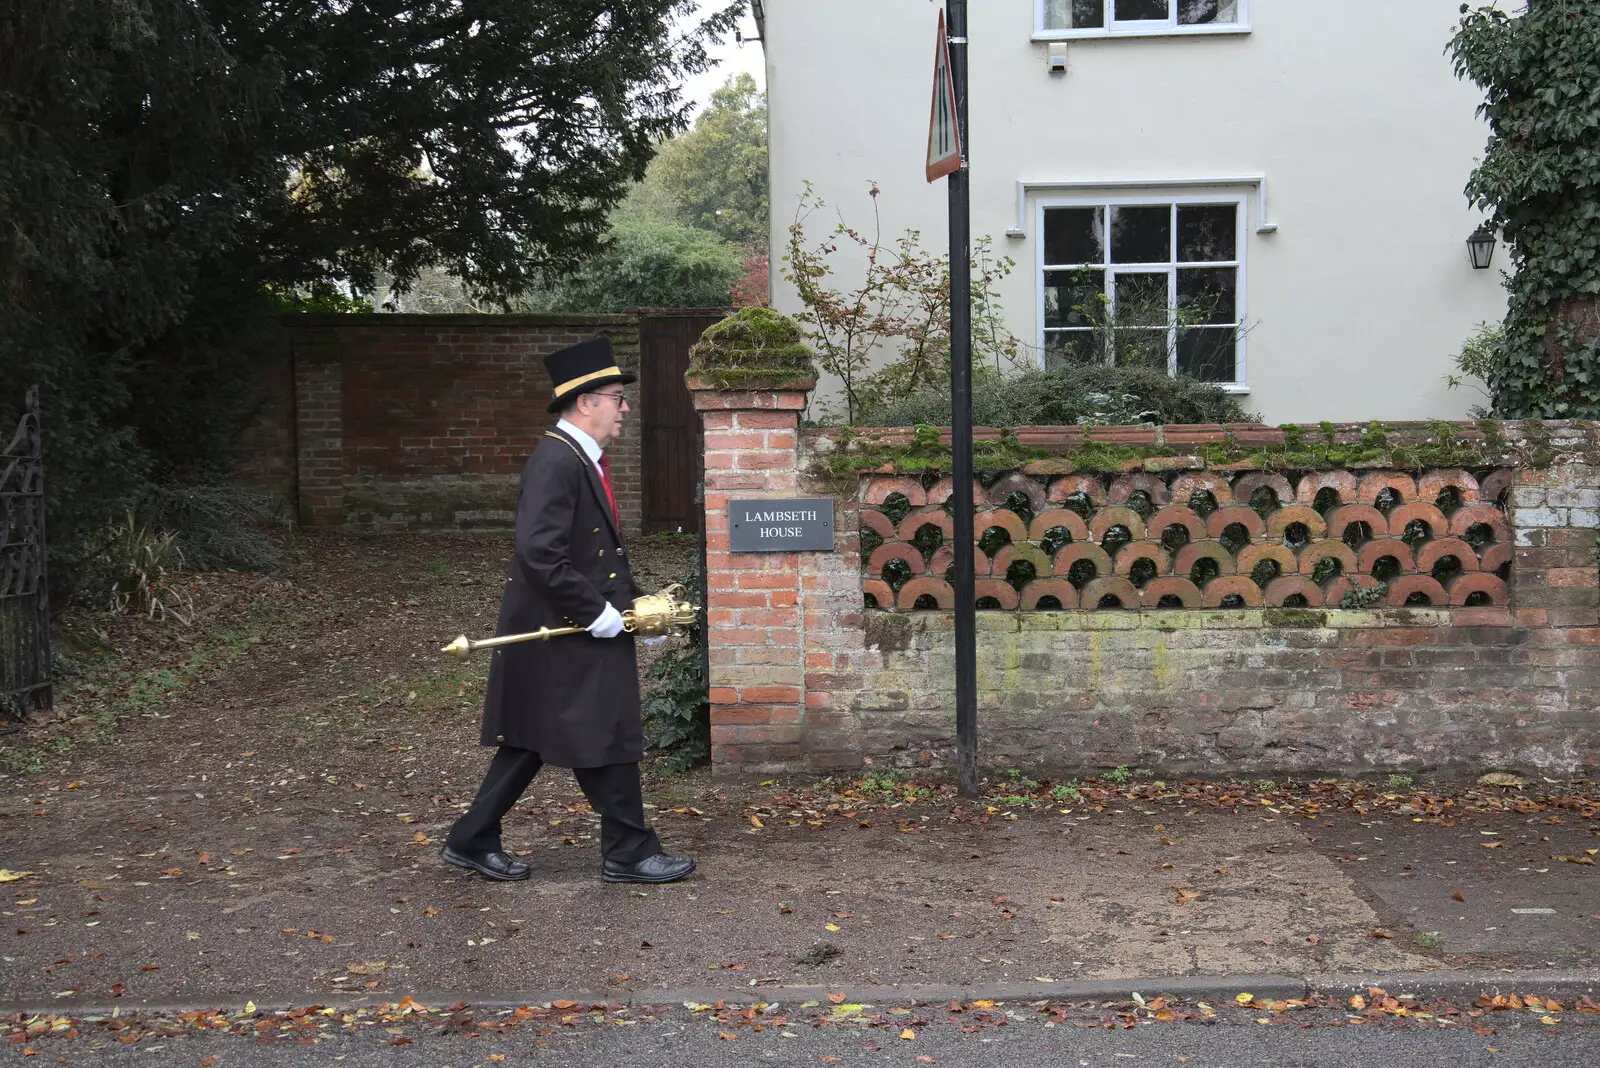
[762,0,1509,423]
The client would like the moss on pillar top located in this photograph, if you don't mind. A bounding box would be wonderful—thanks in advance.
[687,307,816,389]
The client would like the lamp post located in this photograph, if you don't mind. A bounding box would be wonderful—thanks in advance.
[945,0,978,800]
[1467,223,1497,270]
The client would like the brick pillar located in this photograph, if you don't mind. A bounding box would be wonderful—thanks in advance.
[293,328,345,526]
[687,374,815,773]
[1511,461,1600,629]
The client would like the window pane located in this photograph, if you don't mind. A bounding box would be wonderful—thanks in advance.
[1044,269,1105,328]
[1045,331,1102,369]
[1179,0,1238,24]
[1110,206,1170,264]
[1113,329,1169,371]
[1114,0,1168,21]
[1044,207,1105,265]
[1113,271,1169,326]
[1043,0,1105,29]
[1177,267,1237,325]
[1177,327,1236,382]
[1177,205,1236,262]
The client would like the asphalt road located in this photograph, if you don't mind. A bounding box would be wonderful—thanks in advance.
[30,1006,1600,1067]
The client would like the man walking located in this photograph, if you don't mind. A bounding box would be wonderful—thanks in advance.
[442,336,695,884]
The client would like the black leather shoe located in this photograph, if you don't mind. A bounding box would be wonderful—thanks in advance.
[601,852,695,884]
[441,846,531,881]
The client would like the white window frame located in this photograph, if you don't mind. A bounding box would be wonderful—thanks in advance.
[1034,0,1251,40]
[1035,193,1250,392]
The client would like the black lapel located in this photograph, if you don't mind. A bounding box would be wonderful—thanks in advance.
[545,427,623,543]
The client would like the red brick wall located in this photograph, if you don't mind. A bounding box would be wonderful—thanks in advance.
[240,314,643,532]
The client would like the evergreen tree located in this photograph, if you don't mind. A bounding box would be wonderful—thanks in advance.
[0,0,741,576]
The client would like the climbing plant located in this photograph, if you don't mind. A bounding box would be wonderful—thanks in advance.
[1450,3,1600,418]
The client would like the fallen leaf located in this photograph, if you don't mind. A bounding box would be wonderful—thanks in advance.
[1236,993,1254,1005]
[719,1032,737,1041]
[827,993,846,1004]
[824,923,841,932]
[1369,930,1395,939]
[1349,995,1366,1010]
[0,871,35,883]
[412,832,430,844]
[159,868,182,876]
[899,1028,916,1040]
[551,1000,577,1010]
[750,815,764,829]
[1477,772,1526,788]
[423,907,439,917]
[916,1057,936,1064]
[1451,892,1465,902]
[1305,934,1319,945]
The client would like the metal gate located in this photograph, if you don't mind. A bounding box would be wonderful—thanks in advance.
[1,387,51,723]
[639,311,728,534]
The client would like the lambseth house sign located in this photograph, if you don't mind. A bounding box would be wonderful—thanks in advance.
[728,498,835,552]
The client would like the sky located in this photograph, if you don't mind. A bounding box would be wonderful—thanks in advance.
[679,1,767,118]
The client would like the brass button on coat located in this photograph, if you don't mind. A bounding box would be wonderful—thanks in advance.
[598,549,606,556]
[495,734,505,743]
[609,572,617,579]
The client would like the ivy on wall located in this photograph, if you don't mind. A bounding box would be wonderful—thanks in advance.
[1451,3,1600,418]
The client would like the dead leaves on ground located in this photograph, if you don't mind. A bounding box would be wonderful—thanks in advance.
[735,774,1599,833]
[7,988,1598,1055]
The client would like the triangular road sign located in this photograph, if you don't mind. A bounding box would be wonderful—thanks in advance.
[927,9,961,183]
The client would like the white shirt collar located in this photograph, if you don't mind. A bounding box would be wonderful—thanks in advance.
[556,418,603,466]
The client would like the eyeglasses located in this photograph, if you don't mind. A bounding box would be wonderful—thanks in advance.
[585,391,627,406]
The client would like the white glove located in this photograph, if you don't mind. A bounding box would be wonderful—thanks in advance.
[587,602,625,639]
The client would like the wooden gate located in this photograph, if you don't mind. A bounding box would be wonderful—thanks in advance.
[639,311,727,534]
[1,387,51,723]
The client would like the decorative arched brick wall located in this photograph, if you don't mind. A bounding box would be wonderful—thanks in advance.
[689,375,1600,780]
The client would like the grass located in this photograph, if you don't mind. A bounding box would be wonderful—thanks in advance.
[281,659,488,739]
[0,599,295,777]
[1387,773,1415,790]
[1415,931,1445,950]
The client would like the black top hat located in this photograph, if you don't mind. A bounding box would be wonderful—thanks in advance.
[544,337,637,413]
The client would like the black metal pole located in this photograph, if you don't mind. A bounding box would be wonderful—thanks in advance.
[946,0,978,799]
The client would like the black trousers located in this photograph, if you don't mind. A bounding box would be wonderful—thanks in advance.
[445,746,661,864]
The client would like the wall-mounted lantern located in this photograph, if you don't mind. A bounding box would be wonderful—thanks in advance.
[1467,223,1497,270]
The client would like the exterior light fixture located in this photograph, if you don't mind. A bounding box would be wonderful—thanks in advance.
[1467,222,1497,270]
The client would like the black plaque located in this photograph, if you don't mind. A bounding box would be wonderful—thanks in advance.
[728,498,835,552]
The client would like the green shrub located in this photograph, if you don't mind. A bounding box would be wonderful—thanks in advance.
[642,572,709,771]
[87,511,194,624]
[858,365,1255,428]
[138,483,291,572]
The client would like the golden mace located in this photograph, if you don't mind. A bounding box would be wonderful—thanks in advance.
[440,583,699,659]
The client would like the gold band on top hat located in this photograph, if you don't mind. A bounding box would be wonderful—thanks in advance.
[553,366,625,398]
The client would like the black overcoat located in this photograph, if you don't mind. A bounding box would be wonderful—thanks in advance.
[479,427,644,766]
